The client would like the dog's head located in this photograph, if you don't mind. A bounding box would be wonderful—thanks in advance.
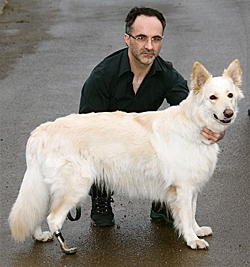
[190,59,244,131]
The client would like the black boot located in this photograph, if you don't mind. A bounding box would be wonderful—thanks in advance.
[150,201,174,226]
[90,184,115,227]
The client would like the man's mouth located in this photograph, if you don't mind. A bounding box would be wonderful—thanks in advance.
[213,114,232,124]
[143,53,154,57]
[142,50,155,57]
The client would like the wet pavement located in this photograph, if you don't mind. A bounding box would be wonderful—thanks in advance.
[0,0,249,266]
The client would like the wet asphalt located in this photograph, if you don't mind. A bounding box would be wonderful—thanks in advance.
[0,0,249,266]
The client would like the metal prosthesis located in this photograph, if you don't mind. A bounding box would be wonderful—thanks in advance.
[55,230,77,255]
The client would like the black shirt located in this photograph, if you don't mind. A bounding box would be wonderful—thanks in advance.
[79,48,189,114]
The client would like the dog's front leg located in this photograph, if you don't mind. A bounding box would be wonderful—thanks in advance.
[192,193,213,238]
[175,187,209,249]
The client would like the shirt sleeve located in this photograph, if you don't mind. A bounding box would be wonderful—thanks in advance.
[79,67,111,114]
[164,65,189,106]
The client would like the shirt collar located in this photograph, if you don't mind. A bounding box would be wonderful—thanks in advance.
[118,48,131,77]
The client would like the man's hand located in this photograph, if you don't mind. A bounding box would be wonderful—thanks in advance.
[201,128,225,144]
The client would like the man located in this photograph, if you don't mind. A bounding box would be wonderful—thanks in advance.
[78,7,223,227]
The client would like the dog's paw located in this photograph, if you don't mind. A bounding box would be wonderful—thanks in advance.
[33,231,54,242]
[187,239,209,250]
[196,226,213,237]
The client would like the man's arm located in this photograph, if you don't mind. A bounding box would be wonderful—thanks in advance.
[164,67,189,106]
[79,69,110,114]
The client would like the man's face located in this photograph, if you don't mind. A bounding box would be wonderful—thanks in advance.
[124,15,164,67]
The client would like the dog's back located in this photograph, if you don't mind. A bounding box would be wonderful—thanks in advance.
[27,103,218,200]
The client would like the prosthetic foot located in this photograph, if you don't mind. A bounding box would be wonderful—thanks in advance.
[55,230,78,255]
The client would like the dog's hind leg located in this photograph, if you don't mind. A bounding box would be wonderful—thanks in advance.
[47,204,78,255]
[47,176,92,254]
[33,226,53,242]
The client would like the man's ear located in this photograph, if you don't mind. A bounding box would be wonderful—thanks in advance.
[124,33,130,47]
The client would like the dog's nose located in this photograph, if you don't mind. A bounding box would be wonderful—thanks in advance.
[223,109,234,118]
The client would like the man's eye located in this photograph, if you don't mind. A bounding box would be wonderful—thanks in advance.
[137,36,146,41]
[152,37,162,42]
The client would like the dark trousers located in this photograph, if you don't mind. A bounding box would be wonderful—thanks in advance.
[90,183,113,198]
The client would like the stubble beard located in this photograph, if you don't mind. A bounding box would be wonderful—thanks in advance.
[132,49,157,69]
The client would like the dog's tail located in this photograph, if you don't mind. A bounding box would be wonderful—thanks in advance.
[9,147,49,242]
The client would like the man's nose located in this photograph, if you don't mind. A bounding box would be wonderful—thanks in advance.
[144,38,154,50]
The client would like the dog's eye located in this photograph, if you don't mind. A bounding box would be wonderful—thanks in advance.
[210,95,217,100]
[228,93,233,98]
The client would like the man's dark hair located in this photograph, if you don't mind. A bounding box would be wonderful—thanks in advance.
[125,7,166,34]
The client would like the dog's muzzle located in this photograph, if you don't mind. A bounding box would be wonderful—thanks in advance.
[213,108,234,124]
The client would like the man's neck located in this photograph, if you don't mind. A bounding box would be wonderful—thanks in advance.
[128,53,153,93]
[129,55,152,75]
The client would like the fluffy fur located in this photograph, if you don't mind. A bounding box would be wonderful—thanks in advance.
[9,60,243,251]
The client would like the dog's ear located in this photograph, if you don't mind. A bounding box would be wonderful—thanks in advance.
[191,62,212,94]
[223,59,242,88]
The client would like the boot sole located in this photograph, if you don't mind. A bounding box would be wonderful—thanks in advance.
[150,209,174,227]
[90,218,115,227]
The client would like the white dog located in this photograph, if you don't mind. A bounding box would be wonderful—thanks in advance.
[9,60,243,254]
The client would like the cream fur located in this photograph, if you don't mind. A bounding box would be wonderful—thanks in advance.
[9,60,243,251]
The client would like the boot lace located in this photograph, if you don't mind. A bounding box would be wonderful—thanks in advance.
[94,196,114,214]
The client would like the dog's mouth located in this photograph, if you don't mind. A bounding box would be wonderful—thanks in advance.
[213,114,232,124]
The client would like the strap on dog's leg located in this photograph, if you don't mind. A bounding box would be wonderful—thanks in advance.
[67,206,81,221]
[54,230,77,255]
